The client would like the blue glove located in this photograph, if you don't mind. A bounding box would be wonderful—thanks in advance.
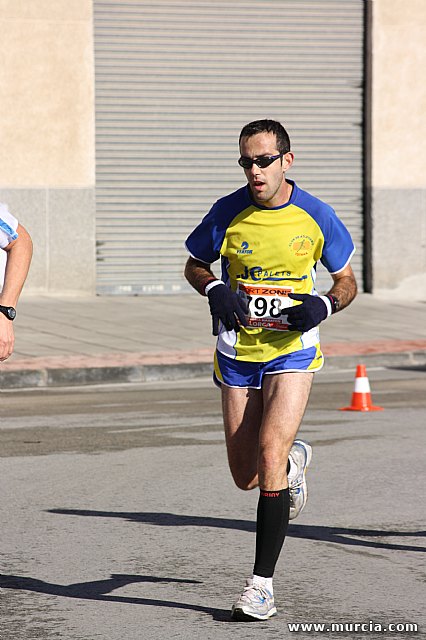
[207,283,248,336]
[286,293,329,332]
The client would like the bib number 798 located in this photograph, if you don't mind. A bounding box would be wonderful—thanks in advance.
[246,295,284,318]
[238,283,293,331]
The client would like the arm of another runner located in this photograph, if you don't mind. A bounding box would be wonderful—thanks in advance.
[184,256,248,335]
[0,223,33,361]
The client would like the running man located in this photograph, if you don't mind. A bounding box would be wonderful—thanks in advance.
[0,203,33,361]
[184,119,357,621]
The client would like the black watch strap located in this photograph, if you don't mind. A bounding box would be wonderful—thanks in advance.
[0,305,16,320]
[325,294,340,314]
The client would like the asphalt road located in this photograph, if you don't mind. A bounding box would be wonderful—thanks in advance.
[0,366,425,639]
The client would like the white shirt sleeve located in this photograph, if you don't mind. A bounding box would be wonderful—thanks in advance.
[0,203,19,249]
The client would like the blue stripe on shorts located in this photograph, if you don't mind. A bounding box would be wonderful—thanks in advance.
[214,346,323,389]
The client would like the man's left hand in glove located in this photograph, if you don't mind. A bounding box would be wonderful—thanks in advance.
[286,293,332,333]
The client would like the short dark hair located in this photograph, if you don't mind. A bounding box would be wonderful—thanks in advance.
[239,119,291,154]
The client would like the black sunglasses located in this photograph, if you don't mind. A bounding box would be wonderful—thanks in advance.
[238,153,283,170]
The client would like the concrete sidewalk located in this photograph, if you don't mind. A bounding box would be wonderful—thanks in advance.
[1,293,425,389]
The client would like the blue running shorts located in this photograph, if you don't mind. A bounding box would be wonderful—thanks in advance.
[213,345,323,389]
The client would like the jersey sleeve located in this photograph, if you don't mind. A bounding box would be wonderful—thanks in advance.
[185,201,225,264]
[0,203,19,249]
[320,207,355,274]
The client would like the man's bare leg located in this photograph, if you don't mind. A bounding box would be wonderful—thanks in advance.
[226,372,314,621]
[258,372,313,489]
[221,385,263,490]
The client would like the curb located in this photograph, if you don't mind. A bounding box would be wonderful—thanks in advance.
[0,362,214,390]
[321,350,426,371]
[1,350,425,390]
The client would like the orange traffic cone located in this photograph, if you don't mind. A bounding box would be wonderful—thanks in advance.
[340,364,384,412]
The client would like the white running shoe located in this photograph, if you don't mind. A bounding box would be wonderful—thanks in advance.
[231,578,277,621]
[288,439,313,520]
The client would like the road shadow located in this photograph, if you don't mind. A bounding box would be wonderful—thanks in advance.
[47,509,426,552]
[0,573,230,621]
[389,364,426,373]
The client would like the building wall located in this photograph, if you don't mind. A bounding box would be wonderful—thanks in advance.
[1,1,425,298]
[371,0,426,298]
[0,0,96,294]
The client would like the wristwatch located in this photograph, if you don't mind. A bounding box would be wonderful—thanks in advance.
[326,294,340,314]
[0,305,16,320]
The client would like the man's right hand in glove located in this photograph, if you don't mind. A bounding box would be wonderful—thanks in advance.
[205,281,249,336]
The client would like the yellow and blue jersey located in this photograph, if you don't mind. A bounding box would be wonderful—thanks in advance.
[185,180,355,363]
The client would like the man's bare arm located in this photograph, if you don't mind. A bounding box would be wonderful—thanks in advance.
[184,256,218,296]
[328,264,358,312]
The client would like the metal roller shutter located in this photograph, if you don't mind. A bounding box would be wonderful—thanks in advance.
[94,0,364,294]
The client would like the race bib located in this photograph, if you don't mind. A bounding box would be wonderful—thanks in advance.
[238,283,294,331]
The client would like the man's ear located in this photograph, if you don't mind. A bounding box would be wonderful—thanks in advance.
[282,151,294,172]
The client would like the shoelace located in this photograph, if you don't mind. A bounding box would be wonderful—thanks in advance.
[290,476,304,489]
[289,480,303,507]
[240,583,271,603]
[289,456,306,489]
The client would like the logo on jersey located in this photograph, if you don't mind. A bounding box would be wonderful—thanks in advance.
[236,265,293,281]
[289,235,314,257]
[237,241,253,255]
[288,235,314,257]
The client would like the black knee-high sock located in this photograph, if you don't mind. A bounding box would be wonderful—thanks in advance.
[253,488,290,578]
